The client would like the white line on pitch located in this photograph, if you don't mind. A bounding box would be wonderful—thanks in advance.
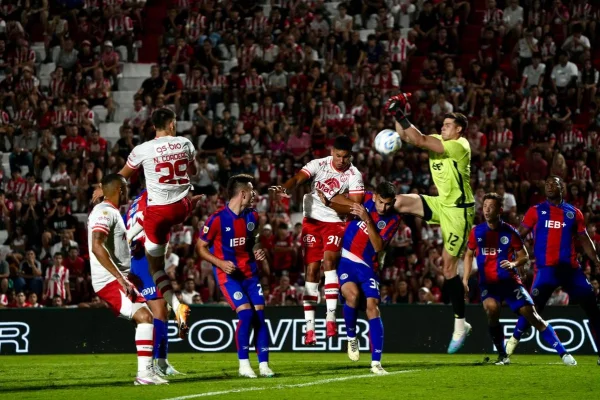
[161,369,419,400]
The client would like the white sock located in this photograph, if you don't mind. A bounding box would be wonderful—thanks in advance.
[371,361,381,367]
[324,270,339,322]
[239,359,251,368]
[303,281,319,331]
[454,318,466,334]
[153,270,181,310]
[135,323,154,373]
[259,361,269,370]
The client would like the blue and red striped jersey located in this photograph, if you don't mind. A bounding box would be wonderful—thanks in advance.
[467,221,523,285]
[342,192,401,268]
[521,201,586,268]
[199,205,259,279]
[125,189,148,256]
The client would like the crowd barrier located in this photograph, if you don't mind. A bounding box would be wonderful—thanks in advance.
[0,305,597,355]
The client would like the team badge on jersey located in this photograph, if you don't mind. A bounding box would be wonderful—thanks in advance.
[500,236,509,245]
[247,222,255,231]
[340,273,349,280]
[233,292,243,300]
[566,211,574,219]
[532,288,539,296]
[377,221,387,230]
[203,226,209,234]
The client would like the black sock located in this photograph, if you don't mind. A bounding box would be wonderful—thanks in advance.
[444,276,465,319]
[489,324,507,358]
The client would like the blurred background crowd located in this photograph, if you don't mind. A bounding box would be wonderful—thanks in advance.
[0,0,599,310]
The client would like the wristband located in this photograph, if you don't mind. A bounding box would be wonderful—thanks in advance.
[394,110,412,130]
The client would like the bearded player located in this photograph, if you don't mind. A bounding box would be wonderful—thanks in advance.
[94,108,201,338]
[387,93,475,353]
[271,136,364,345]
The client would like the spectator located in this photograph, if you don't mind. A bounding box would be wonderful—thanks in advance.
[181,278,200,305]
[15,249,43,296]
[43,253,71,305]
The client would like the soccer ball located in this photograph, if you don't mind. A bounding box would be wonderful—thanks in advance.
[374,129,402,155]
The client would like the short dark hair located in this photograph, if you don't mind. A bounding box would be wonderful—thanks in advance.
[227,174,254,199]
[375,181,396,199]
[333,135,353,152]
[482,192,503,208]
[151,108,176,130]
[444,112,468,135]
[101,173,126,194]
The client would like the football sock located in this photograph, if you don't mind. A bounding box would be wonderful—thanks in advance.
[253,309,269,363]
[369,317,384,362]
[153,318,168,360]
[539,324,567,357]
[303,281,319,331]
[236,309,253,361]
[135,323,154,373]
[153,270,181,310]
[444,276,465,324]
[512,317,530,340]
[343,304,358,338]
[324,270,339,322]
[488,324,507,358]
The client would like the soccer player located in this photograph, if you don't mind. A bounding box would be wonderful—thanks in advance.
[320,182,401,375]
[270,136,364,345]
[505,176,600,362]
[93,108,201,338]
[463,192,576,366]
[387,93,474,353]
[196,174,274,378]
[126,188,182,376]
[88,174,167,385]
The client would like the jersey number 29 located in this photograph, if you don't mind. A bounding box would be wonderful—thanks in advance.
[156,159,189,185]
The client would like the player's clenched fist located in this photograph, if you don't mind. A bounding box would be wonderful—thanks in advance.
[385,92,411,112]
[350,203,369,221]
[218,260,236,274]
[254,249,267,261]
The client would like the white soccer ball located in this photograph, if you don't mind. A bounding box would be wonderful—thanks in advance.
[374,129,402,155]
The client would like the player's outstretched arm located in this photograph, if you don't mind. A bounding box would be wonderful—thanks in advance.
[91,231,134,298]
[270,170,310,197]
[394,120,444,154]
[317,189,357,214]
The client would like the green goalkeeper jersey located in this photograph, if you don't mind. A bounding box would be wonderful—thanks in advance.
[428,134,475,207]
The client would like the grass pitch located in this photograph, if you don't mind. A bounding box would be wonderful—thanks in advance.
[1,353,598,400]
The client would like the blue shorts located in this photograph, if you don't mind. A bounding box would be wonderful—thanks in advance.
[216,270,265,310]
[338,257,380,300]
[530,267,594,307]
[480,281,533,313]
[130,254,161,301]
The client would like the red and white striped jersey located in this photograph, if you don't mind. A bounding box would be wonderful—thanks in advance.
[15,47,35,65]
[394,225,412,244]
[238,44,258,71]
[108,15,133,34]
[186,14,207,39]
[208,75,227,94]
[559,128,583,151]
[49,77,67,99]
[0,111,10,125]
[488,128,513,149]
[6,177,27,198]
[52,110,74,126]
[242,74,265,92]
[388,38,415,63]
[24,182,43,203]
[45,265,70,300]
[572,165,592,183]
[372,71,399,91]
[520,95,543,121]
[318,103,341,123]
[87,78,111,98]
[350,104,368,119]
[75,110,95,125]
[128,106,149,127]
[15,108,35,124]
[255,163,278,186]
[483,7,504,25]
[256,104,281,122]
[300,156,364,223]
[185,75,207,92]
[17,77,39,93]
[249,15,269,37]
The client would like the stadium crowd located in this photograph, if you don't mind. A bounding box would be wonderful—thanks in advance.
[0,0,599,310]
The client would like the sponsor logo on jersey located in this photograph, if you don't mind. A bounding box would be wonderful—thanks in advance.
[432,162,443,171]
[303,234,316,246]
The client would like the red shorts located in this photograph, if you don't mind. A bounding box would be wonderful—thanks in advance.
[96,279,146,319]
[301,217,345,265]
[144,197,191,245]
